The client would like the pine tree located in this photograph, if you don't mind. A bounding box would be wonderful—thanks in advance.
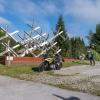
[88,24,100,53]
[0,28,17,54]
[54,15,69,56]
[70,37,86,59]
[0,29,5,53]
[70,37,76,58]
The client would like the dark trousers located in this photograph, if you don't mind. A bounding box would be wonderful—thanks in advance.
[90,58,95,65]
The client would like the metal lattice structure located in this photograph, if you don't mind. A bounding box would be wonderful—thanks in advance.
[0,24,64,57]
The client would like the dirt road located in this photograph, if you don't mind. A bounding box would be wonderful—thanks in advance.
[0,75,100,100]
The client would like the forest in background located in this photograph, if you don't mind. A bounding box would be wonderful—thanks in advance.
[0,15,100,60]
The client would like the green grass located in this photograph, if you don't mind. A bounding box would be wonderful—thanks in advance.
[0,64,36,77]
[63,60,89,67]
[0,60,88,78]
[93,50,100,61]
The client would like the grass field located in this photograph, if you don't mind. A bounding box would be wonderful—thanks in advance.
[0,60,89,78]
[0,64,35,77]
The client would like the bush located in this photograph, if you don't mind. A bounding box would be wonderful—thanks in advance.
[92,50,100,61]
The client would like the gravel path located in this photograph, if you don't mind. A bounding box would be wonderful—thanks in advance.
[54,62,100,83]
[0,76,100,100]
[18,62,100,96]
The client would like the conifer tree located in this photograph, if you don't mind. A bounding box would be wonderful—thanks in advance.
[71,37,86,58]
[54,15,69,56]
[88,24,100,53]
[0,29,5,53]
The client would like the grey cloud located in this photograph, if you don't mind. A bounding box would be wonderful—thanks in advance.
[64,0,100,22]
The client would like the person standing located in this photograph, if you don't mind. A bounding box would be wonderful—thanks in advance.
[87,51,95,65]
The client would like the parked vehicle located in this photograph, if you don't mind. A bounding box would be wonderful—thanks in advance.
[38,56,63,72]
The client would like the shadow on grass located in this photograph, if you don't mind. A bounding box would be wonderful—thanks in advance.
[32,67,39,72]
[53,94,80,100]
[32,67,52,72]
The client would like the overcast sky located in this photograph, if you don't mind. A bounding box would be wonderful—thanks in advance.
[0,0,100,45]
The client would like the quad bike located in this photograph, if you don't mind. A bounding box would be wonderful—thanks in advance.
[38,57,63,72]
